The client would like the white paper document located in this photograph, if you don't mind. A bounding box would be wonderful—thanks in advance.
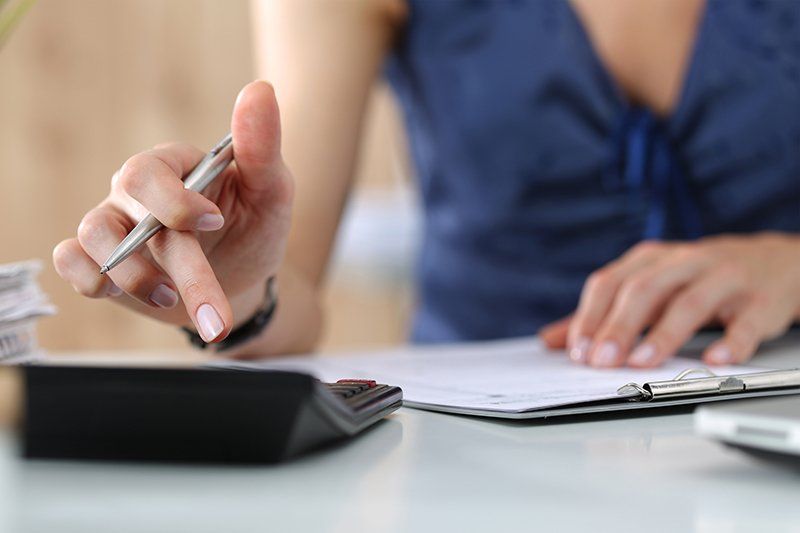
[0,261,55,364]
[212,337,770,419]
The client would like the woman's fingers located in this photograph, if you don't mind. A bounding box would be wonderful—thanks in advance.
[61,203,230,344]
[115,148,224,232]
[539,315,572,349]
[53,239,121,298]
[704,307,764,365]
[76,206,179,308]
[627,265,747,368]
[587,249,714,368]
[562,235,800,368]
[567,241,664,363]
[703,296,793,366]
[147,229,233,343]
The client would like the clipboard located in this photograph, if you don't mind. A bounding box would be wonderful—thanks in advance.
[213,337,800,420]
[396,368,800,420]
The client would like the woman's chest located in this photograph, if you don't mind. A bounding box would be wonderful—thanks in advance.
[395,0,799,164]
[569,0,705,117]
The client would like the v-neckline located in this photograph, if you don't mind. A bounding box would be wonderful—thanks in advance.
[564,0,711,125]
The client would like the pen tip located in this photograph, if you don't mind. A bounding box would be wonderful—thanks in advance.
[99,266,109,275]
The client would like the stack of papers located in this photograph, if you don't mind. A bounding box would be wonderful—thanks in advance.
[0,261,55,363]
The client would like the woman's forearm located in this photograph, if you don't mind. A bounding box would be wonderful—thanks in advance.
[215,0,407,358]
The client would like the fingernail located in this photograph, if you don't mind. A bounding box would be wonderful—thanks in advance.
[196,303,224,342]
[592,341,620,367]
[106,283,123,297]
[196,214,225,231]
[569,336,591,363]
[707,345,734,364]
[629,343,657,366]
[149,284,179,309]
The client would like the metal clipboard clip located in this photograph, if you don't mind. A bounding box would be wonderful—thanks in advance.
[617,367,800,402]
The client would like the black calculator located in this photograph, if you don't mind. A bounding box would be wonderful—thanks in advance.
[23,364,402,463]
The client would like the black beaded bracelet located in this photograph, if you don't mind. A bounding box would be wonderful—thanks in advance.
[182,276,278,352]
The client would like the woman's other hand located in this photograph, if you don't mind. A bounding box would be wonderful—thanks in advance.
[53,81,294,344]
[540,233,800,368]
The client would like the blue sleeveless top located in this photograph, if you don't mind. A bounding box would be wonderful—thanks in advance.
[385,0,800,343]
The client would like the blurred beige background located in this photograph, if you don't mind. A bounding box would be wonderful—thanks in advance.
[0,0,416,353]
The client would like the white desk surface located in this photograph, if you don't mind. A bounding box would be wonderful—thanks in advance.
[2,339,800,533]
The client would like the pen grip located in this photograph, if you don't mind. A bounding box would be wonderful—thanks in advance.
[100,134,233,273]
[183,141,234,193]
[126,215,164,251]
[120,139,232,258]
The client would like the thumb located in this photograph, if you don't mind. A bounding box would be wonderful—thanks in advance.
[230,80,284,192]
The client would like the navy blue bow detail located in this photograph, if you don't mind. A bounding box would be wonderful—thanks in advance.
[607,108,703,240]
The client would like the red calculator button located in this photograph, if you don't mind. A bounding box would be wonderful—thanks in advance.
[337,379,377,388]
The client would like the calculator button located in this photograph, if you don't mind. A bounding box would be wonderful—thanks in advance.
[337,379,377,388]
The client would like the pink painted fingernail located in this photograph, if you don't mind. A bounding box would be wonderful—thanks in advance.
[149,284,179,309]
[707,345,734,364]
[592,341,620,367]
[196,214,224,231]
[196,303,224,342]
[569,336,591,363]
[106,283,123,297]
[629,343,657,366]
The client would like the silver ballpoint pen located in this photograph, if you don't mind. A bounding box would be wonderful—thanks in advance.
[99,133,234,275]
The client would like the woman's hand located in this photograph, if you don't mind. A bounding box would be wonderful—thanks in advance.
[53,81,294,344]
[540,233,800,368]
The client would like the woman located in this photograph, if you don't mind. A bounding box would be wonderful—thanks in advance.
[52,0,800,368]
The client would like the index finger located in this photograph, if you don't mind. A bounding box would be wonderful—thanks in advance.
[149,142,207,176]
[147,229,233,343]
[148,142,237,204]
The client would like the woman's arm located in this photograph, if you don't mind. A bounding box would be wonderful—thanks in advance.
[53,0,406,357]
[254,0,406,286]
[235,0,407,356]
